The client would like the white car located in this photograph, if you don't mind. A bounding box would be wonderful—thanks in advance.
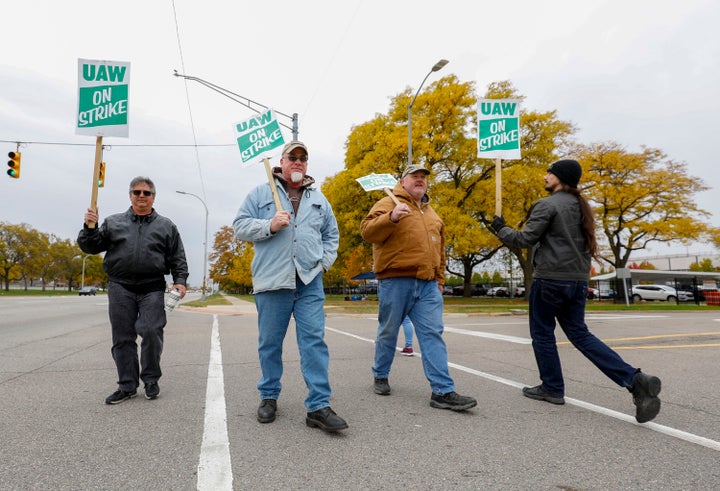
[631,285,692,302]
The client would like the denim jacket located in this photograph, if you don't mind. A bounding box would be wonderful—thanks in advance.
[233,178,339,293]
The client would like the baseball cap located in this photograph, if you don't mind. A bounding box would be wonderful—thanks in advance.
[401,164,431,178]
[282,141,308,155]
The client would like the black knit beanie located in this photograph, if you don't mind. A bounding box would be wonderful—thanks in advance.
[547,159,582,188]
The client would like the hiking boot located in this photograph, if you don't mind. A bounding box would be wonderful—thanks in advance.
[145,382,160,400]
[430,391,477,411]
[105,389,137,405]
[631,372,661,423]
[374,378,391,395]
[401,347,414,356]
[522,385,565,405]
[306,407,348,432]
[257,399,277,423]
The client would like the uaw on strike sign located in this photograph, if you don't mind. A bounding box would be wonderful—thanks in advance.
[76,59,130,138]
[234,109,285,164]
[477,98,521,160]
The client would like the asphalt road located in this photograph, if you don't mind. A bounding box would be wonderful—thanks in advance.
[1,294,719,490]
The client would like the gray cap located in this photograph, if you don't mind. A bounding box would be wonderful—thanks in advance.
[282,141,308,155]
[401,164,431,178]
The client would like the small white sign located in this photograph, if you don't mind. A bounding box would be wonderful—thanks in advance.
[356,173,397,191]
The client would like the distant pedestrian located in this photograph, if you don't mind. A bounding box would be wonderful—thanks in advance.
[361,164,477,411]
[77,176,188,405]
[400,316,414,356]
[492,159,661,423]
[233,141,347,433]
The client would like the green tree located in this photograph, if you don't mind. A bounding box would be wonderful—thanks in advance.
[689,258,717,272]
[0,222,25,290]
[208,226,253,293]
[578,142,716,269]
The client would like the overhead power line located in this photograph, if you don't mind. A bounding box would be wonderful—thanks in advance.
[0,139,234,148]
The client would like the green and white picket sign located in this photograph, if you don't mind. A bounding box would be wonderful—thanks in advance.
[478,98,521,216]
[76,58,130,137]
[234,109,285,164]
[356,173,401,205]
[356,173,397,192]
[477,98,521,160]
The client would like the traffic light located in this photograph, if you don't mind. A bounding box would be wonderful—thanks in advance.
[97,161,106,187]
[7,151,21,178]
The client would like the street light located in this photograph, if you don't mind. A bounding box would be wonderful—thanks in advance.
[407,59,449,167]
[176,190,209,301]
[173,71,299,140]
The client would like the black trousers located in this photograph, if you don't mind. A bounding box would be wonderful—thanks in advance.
[107,282,166,391]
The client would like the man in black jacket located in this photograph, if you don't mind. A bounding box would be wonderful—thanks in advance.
[492,159,661,423]
[78,176,188,404]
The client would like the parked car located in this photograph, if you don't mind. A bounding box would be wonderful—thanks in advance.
[587,287,599,299]
[598,288,617,299]
[78,286,97,296]
[631,285,692,302]
[486,286,507,297]
[487,286,524,297]
[452,285,488,296]
[443,286,454,295]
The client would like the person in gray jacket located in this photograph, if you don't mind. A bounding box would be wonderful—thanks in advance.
[492,159,662,423]
[78,176,188,405]
[233,141,347,433]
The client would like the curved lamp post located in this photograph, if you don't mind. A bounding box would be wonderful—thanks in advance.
[176,190,209,301]
[407,59,449,167]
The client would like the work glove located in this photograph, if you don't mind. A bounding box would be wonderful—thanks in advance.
[491,215,507,233]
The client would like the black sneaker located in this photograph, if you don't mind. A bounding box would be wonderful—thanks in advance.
[306,407,348,432]
[374,378,391,395]
[257,399,277,423]
[631,372,661,423]
[145,382,160,400]
[105,389,137,405]
[430,391,477,411]
[522,385,565,405]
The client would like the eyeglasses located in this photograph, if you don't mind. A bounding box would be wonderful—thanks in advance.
[131,190,154,196]
[286,155,308,163]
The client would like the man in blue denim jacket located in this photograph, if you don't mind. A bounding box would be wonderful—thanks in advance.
[233,141,347,432]
[493,159,662,423]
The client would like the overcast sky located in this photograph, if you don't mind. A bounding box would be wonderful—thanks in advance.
[2,0,718,287]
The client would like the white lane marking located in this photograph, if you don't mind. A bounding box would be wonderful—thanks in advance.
[197,315,233,490]
[326,325,720,452]
[444,326,532,344]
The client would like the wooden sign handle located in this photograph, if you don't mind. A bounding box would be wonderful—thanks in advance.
[87,136,103,229]
[263,157,284,211]
[494,158,502,217]
[384,187,400,206]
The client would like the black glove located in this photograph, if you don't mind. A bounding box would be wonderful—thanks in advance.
[491,215,507,233]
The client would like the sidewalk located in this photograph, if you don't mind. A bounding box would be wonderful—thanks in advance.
[179,294,257,315]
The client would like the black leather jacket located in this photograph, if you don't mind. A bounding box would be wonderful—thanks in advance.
[77,207,188,287]
[497,191,591,281]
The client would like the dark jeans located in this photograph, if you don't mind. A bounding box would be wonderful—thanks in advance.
[107,282,166,391]
[528,278,637,396]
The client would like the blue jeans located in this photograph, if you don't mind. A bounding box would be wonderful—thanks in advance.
[528,278,638,396]
[107,282,166,391]
[373,277,454,395]
[253,272,332,412]
[401,316,414,348]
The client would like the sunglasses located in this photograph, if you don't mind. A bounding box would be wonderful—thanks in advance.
[131,190,154,196]
[286,155,308,162]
